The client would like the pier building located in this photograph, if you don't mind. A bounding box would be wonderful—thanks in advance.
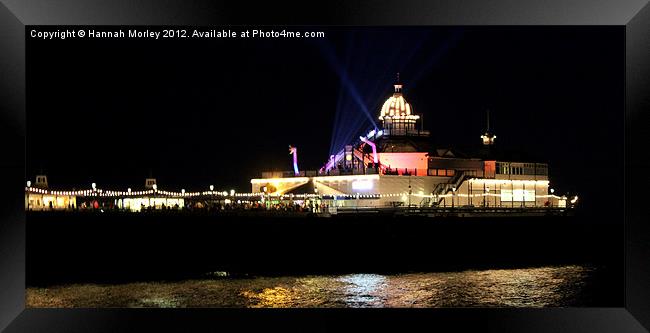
[250,78,569,210]
[25,77,575,214]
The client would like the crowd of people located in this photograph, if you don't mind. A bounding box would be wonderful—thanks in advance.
[63,199,330,214]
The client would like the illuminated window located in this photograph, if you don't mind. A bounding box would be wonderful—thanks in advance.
[352,180,373,190]
[512,189,535,201]
[524,190,535,202]
[513,189,523,201]
[446,169,455,176]
[501,189,513,201]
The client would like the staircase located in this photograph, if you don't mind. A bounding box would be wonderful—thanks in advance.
[429,171,470,207]
[355,144,382,172]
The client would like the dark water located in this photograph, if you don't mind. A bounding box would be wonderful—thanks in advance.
[27,265,607,308]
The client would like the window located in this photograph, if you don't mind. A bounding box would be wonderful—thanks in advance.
[501,189,513,201]
[512,189,535,201]
[513,189,523,201]
[524,190,535,202]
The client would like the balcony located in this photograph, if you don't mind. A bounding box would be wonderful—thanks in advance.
[381,128,430,137]
[261,168,380,179]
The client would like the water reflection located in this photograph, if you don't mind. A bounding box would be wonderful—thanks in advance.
[338,274,387,307]
[27,265,596,308]
[241,287,294,308]
[134,296,180,308]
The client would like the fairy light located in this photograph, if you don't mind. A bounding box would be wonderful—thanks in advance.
[23,175,574,210]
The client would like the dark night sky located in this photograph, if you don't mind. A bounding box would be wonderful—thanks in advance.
[27,26,623,216]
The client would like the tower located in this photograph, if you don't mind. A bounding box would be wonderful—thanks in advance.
[481,109,496,145]
[378,73,420,136]
[145,178,157,189]
[34,175,48,189]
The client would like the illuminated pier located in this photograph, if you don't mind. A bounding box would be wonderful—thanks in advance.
[250,77,576,212]
[25,78,577,215]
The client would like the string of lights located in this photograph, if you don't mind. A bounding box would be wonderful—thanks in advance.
[24,185,572,202]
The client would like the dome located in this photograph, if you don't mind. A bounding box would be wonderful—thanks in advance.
[378,84,420,121]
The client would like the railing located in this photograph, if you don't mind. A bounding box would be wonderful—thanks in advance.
[431,171,470,206]
[495,162,549,177]
[381,128,430,137]
[318,168,379,176]
[333,205,572,217]
[260,170,319,178]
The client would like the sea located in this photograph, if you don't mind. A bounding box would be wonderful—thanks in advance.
[26,265,618,308]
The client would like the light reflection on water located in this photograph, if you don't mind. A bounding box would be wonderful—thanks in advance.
[27,265,594,308]
[338,274,387,307]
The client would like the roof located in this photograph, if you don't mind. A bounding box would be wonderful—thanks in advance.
[284,181,316,195]
[378,83,419,121]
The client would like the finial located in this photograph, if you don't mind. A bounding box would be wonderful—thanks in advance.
[481,109,496,145]
[394,72,402,93]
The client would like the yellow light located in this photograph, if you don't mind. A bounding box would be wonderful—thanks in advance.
[467,178,549,185]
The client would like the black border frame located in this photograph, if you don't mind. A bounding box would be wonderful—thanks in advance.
[1,1,649,332]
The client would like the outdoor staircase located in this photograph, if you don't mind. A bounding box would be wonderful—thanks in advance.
[429,171,470,206]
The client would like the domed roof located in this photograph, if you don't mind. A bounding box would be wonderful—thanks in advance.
[378,83,420,121]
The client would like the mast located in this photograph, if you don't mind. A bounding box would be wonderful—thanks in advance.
[481,109,496,146]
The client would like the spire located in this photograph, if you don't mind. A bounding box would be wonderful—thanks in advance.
[481,109,496,145]
[394,72,402,93]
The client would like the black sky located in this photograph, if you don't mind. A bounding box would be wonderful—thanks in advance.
[27,26,623,217]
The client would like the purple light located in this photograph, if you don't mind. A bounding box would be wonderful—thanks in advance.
[289,145,299,176]
[325,155,335,171]
[359,137,379,164]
